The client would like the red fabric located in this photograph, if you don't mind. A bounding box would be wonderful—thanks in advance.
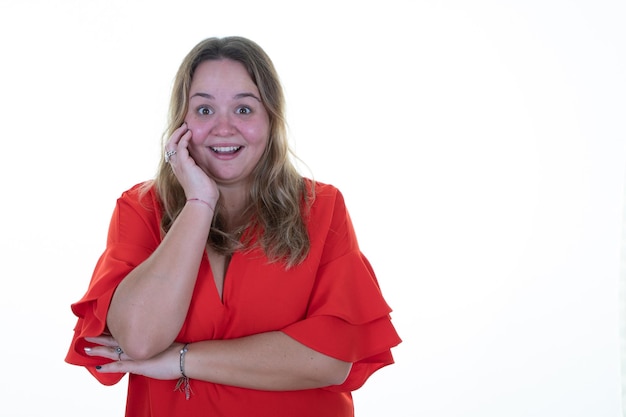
[65,180,401,417]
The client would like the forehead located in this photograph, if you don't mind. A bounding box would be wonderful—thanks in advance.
[190,59,258,93]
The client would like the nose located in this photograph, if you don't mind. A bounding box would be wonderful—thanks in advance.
[210,112,235,137]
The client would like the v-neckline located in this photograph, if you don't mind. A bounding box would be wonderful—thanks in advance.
[205,249,232,303]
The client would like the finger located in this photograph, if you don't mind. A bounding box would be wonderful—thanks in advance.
[84,345,114,359]
[95,360,128,374]
[84,344,129,360]
[85,335,118,347]
[165,127,192,164]
[175,130,193,158]
[171,128,192,152]
[179,127,192,147]
[166,130,193,164]
[165,123,189,150]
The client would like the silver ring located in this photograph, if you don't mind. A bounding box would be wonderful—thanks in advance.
[115,346,123,361]
[165,150,177,163]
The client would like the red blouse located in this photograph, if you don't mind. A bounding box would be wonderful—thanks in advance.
[66,180,401,417]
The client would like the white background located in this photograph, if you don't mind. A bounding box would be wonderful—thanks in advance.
[1,0,625,416]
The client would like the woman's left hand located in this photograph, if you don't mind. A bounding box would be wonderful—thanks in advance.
[84,335,184,380]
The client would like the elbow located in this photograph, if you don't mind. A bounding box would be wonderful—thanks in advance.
[121,343,160,361]
[109,327,169,360]
[108,319,173,360]
[117,331,174,360]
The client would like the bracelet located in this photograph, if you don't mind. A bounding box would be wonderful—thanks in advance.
[186,198,214,210]
[175,343,192,400]
[179,343,189,377]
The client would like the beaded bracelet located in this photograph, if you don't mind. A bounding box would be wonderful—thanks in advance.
[175,343,192,400]
[186,198,214,210]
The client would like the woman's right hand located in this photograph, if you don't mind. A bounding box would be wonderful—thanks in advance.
[165,123,219,208]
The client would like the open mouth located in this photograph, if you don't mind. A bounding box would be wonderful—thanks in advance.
[210,146,242,154]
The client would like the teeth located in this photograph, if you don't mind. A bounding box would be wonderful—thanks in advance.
[210,146,241,154]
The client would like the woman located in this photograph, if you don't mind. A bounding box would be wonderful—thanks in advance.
[66,36,401,417]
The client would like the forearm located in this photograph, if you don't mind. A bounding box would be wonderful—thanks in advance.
[184,331,352,391]
[107,202,213,359]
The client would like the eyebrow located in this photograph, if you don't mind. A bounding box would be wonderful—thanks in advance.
[190,92,262,102]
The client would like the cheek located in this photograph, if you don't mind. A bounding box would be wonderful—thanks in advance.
[186,122,209,144]
[242,121,271,145]
[245,129,268,144]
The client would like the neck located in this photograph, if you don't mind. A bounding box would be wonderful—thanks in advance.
[217,184,250,231]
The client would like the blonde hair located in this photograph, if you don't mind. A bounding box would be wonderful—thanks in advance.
[151,36,310,267]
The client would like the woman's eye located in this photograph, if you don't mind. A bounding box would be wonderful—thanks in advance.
[197,107,213,115]
[236,106,252,115]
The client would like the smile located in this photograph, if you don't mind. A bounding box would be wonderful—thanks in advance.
[210,146,242,154]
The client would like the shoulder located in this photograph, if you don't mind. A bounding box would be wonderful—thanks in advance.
[118,181,157,203]
[108,181,162,241]
[304,178,342,204]
[115,180,161,215]
[304,178,350,217]
[303,178,350,223]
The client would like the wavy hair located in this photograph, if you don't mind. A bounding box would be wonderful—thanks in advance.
[150,36,311,267]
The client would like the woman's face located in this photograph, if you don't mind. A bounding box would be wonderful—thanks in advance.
[185,59,270,187]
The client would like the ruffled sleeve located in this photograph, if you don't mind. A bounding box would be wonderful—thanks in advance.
[281,183,401,391]
[65,183,161,385]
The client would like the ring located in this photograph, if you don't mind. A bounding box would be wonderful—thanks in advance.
[165,150,177,163]
[115,346,123,361]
